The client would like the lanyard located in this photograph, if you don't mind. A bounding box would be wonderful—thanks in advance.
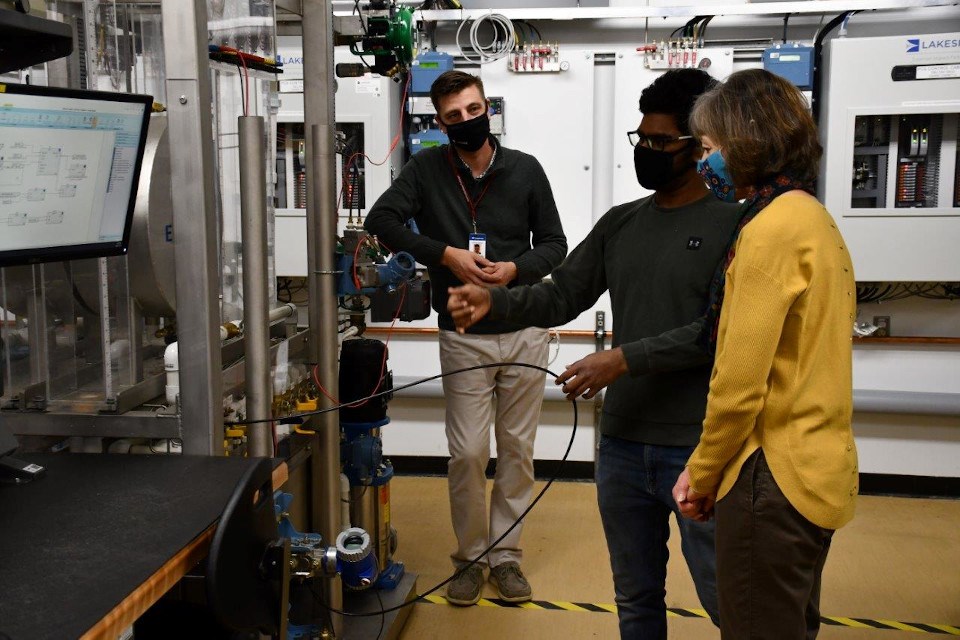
[447,149,495,233]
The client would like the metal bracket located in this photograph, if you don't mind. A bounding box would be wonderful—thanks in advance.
[594,310,606,352]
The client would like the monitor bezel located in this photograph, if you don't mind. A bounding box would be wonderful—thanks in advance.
[0,82,153,267]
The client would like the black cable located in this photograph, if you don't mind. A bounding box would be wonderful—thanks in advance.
[518,19,542,42]
[685,15,705,39]
[229,362,563,426]
[782,13,790,43]
[513,20,528,45]
[375,589,386,640]
[812,11,855,123]
[353,0,368,35]
[229,362,580,619]
[698,16,713,45]
[234,60,246,116]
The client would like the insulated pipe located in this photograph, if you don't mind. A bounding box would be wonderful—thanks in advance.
[269,303,298,323]
[853,390,960,417]
[303,0,344,626]
[392,376,960,417]
[238,116,273,458]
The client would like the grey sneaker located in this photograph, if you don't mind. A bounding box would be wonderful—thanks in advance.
[445,565,484,606]
[489,561,532,602]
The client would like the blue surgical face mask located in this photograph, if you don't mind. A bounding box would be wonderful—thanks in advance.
[697,149,737,202]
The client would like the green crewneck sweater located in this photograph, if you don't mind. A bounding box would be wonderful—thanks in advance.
[364,139,567,334]
[489,193,741,446]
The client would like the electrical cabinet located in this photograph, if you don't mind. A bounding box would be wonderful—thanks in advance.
[820,33,960,281]
[273,37,403,277]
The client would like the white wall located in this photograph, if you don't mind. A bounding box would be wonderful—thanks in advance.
[327,4,960,475]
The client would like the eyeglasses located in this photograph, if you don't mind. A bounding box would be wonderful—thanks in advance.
[627,131,694,151]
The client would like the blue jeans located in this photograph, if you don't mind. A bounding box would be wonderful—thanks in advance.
[596,435,720,640]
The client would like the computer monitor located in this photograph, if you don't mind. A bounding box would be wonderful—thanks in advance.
[0,82,152,267]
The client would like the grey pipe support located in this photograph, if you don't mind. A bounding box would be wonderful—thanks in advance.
[393,377,960,417]
[853,389,960,416]
[303,0,343,628]
[238,116,273,458]
[162,0,221,455]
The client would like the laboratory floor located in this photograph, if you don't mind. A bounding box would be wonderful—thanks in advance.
[388,475,960,640]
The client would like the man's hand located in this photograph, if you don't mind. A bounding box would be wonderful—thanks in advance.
[481,261,518,286]
[441,247,498,286]
[673,467,715,522]
[554,348,629,400]
[447,285,492,333]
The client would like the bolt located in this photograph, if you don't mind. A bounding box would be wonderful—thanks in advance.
[583,165,590,170]
[179,95,188,104]
[618,53,624,58]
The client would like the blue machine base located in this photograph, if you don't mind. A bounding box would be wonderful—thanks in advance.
[376,560,406,590]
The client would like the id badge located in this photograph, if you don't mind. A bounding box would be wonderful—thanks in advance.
[468,233,487,258]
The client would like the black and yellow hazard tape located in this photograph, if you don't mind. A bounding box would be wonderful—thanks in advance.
[421,595,960,635]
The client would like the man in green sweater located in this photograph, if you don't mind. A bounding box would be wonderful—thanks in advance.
[447,69,740,639]
[364,71,567,606]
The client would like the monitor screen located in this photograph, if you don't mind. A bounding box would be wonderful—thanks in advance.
[0,83,152,267]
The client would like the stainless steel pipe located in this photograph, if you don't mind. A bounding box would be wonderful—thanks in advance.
[238,116,273,458]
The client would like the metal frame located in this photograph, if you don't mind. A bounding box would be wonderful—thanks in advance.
[415,0,957,22]
[161,0,223,456]
[302,0,345,629]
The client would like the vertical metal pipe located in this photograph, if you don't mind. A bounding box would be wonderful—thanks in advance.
[162,0,222,455]
[27,266,48,386]
[127,299,145,384]
[239,116,273,458]
[302,0,344,628]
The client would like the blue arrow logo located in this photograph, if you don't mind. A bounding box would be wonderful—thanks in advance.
[906,39,920,53]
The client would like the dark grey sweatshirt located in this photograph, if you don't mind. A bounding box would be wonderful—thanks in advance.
[364,139,567,334]
[489,193,741,446]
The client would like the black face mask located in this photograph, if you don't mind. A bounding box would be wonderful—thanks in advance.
[445,113,490,152]
[633,142,692,191]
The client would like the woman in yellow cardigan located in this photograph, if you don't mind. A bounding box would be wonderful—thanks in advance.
[672,68,858,639]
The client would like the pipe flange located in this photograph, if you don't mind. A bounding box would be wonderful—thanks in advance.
[310,545,339,577]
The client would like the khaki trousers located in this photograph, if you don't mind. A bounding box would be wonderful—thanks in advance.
[439,327,549,569]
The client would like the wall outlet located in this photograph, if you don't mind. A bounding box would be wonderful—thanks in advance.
[873,315,891,337]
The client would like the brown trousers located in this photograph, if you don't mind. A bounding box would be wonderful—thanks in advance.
[715,449,835,640]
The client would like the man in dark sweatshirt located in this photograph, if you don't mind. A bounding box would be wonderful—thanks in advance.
[364,71,566,606]
[447,69,740,639]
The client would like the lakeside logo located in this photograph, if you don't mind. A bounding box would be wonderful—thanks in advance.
[906,37,960,53]
[277,54,304,66]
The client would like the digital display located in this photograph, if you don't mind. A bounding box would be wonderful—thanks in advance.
[0,83,152,266]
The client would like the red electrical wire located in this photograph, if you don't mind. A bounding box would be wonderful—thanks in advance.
[337,73,411,213]
[352,234,367,291]
[220,46,250,116]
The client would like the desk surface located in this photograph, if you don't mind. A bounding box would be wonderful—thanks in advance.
[0,453,264,640]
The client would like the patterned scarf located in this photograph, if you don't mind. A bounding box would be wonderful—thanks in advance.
[701,173,816,354]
